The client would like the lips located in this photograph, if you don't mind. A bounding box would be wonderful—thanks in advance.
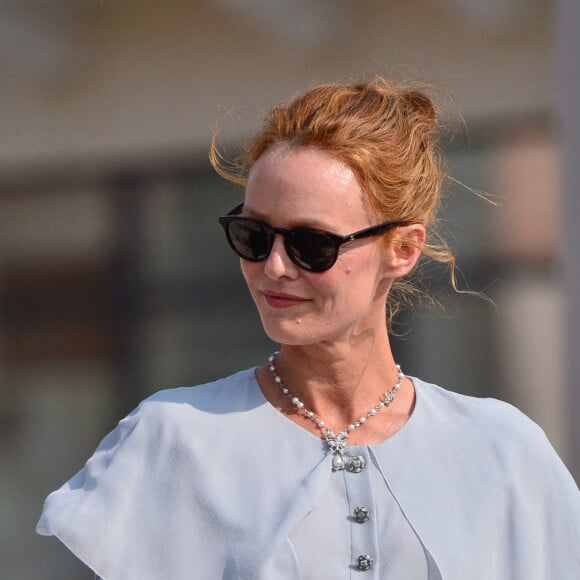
[262,291,310,308]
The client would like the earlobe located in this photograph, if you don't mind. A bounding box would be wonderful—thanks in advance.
[384,224,426,278]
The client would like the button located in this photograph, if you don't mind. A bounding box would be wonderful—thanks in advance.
[353,506,370,523]
[357,554,374,571]
[347,455,366,473]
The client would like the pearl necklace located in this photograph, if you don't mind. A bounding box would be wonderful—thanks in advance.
[268,351,404,471]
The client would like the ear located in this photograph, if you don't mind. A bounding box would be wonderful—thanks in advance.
[382,224,426,278]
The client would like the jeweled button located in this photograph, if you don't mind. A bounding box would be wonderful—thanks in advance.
[357,554,373,571]
[348,455,366,473]
[353,506,370,523]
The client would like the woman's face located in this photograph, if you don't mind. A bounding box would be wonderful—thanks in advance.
[241,146,393,347]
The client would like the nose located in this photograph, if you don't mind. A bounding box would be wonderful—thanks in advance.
[263,234,299,280]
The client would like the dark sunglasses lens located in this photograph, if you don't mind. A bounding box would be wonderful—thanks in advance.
[288,229,338,272]
[227,219,272,260]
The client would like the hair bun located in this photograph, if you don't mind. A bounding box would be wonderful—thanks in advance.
[399,90,437,133]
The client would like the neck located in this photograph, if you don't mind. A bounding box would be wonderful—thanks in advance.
[269,334,400,430]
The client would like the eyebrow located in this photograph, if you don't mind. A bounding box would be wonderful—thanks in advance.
[241,204,341,233]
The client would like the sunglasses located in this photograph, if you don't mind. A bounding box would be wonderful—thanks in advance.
[218,203,407,272]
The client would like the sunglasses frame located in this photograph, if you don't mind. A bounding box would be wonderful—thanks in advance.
[219,203,408,272]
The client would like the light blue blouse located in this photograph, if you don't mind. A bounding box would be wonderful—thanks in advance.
[38,369,580,579]
[287,446,429,578]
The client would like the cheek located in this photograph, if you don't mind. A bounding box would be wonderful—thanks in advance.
[332,255,385,304]
[330,253,370,286]
[239,261,267,302]
[308,270,350,313]
[240,259,259,285]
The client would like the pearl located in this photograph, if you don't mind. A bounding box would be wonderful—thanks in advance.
[332,454,345,471]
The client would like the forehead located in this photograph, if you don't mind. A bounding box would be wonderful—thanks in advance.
[251,145,353,181]
[244,146,373,230]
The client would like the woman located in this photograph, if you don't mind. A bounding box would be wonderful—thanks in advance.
[38,76,580,579]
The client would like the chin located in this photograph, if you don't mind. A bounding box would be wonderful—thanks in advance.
[260,323,310,346]
[258,314,307,345]
[258,314,338,347]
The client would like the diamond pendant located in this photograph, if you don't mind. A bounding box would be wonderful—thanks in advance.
[331,450,346,471]
[326,431,348,471]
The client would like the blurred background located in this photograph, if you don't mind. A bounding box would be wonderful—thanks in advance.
[1,0,578,578]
